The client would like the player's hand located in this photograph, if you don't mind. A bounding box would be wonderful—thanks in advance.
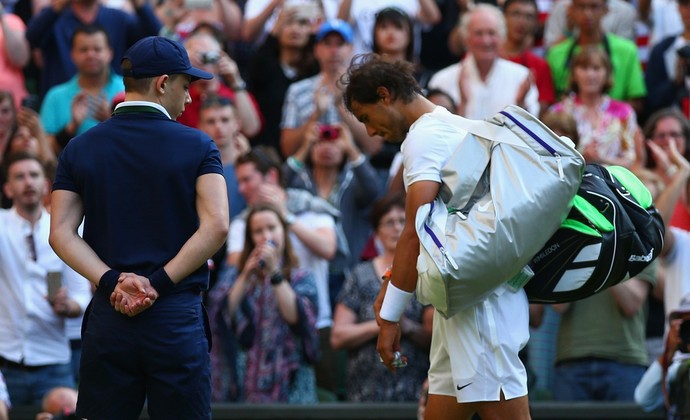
[377,319,402,372]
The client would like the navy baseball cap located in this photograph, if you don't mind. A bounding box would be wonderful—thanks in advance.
[316,19,353,43]
[121,36,213,81]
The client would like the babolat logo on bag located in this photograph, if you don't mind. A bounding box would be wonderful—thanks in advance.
[524,164,665,303]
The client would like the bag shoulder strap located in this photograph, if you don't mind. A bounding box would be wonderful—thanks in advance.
[432,109,528,149]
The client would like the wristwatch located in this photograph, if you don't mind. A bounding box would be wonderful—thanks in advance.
[233,80,247,92]
[270,271,285,286]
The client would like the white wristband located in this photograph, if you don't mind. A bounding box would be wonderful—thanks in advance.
[380,283,413,322]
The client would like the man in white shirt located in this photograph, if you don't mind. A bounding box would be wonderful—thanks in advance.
[427,4,539,119]
[342,55,530,418]
[0,152,91,406]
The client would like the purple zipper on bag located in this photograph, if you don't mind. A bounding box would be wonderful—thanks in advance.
[423,201,459,270]
[499,110,565,179]
[499,111,556,155]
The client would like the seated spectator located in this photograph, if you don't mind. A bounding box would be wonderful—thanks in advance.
[549,47,637,167]
[644,0,690,118]
[545,0,646,109]
[178,29,262,137]
[210,203,319,403]
[284,120,380,307]
[0,7,30,110]
[500,0,556,114]
[336,0,440,57]
[247,4,319,155]
[635,293,690,417]
[331,193,432,402]
[2,101,55,208]
[155,0,242,42]
[39,24,124,153]
[25,0,160,96]
[281,20,374,159]
[369,7,415,190]
[427,4,539,119]
[35,386,78,420]
[639,108,690,230]
[198,95,249,220]
[543,0,636,48]
[641,125,690,319]
[227,147,338,396]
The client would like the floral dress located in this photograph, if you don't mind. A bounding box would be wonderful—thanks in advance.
[336,261,430,402]
[207,267,319,403]
[550,94,638,166]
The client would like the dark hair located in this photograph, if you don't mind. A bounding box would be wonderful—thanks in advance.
[372,7,415,64]
[502,0,538,13]
[341,54,421,111]
[569,46,613,94]
[238,203,299,278]
[2,151,44,181]
[71,24,111,49]
[370,192,406,228]
[642,107,690,168]
[235,146,285,187]
[199,94,235,113]
[425,88,457,112]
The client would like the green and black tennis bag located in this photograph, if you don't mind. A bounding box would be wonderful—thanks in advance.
[524,163,665,303]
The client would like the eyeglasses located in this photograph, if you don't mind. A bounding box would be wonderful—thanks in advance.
[379,218,405,229]
[652,132,684,142]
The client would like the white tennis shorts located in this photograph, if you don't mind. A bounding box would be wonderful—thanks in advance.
[427,284,530,402]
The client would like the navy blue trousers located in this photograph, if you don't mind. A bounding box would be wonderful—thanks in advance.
[76,291,211,420]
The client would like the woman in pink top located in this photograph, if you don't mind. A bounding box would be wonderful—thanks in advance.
[550,46,638,167]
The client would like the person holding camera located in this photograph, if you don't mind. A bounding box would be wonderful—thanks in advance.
[284,120,379,278]
[645,0,690,119]
[177,28,262,137]
[207,203,320,403]
[635,294,690,417]
[281,20,376,160]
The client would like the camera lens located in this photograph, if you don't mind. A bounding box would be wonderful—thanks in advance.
[201,51,219,65]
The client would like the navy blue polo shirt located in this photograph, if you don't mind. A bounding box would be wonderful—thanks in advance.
[53,104,223,292]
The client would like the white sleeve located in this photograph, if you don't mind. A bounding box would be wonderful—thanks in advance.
[634,359,665,412]
[401,115,460,187]
[227,218,246,254]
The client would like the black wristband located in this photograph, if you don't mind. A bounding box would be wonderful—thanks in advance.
[98,269,120,297]
[270,271,284,286]
[149,267,175,297]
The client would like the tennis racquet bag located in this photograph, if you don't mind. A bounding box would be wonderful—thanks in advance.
[524,164,665,303]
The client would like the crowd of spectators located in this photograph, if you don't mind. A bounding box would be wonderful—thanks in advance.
[2,0,690,414]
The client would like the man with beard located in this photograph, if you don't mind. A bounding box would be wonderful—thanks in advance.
[39,24,124,152]
[0,152,91,406]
